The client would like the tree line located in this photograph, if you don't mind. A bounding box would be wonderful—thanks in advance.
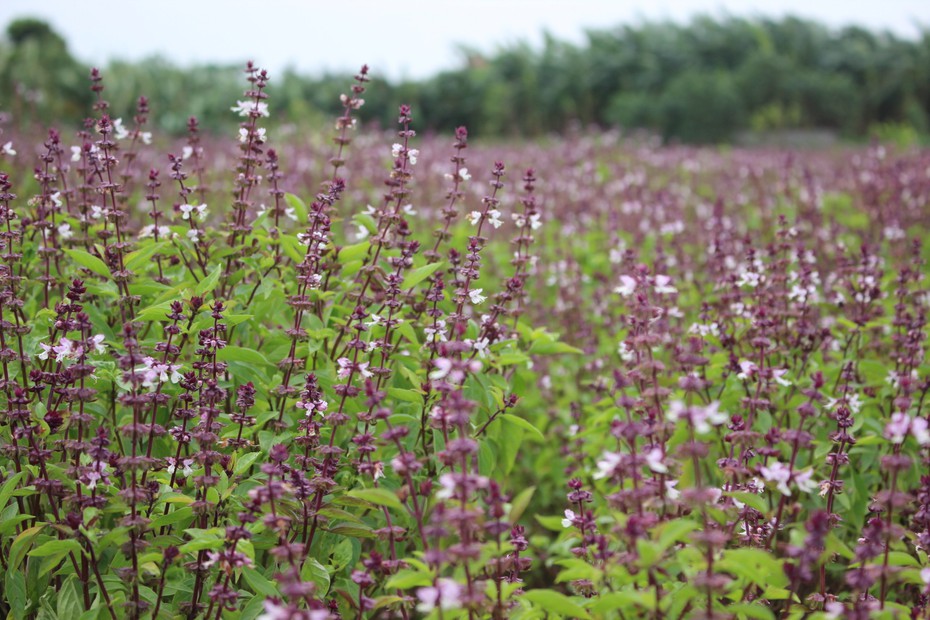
[2,15,929,143]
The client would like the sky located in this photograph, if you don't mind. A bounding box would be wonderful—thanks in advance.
[1,0,928,81]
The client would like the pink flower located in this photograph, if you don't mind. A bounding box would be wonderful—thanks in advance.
[416,578,462,613]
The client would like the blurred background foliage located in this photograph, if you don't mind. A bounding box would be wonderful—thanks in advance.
[2,15,930,144]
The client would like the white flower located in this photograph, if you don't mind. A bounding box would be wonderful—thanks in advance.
[430,358,452,380]
[70,145,82,162]
[336,357,353,379]
[57,223,73,240]
[339,93,365,109]
[759,461,791,495]
[666,400,727,434]
[435,473,456,500]
[139,224,171,239]
[644,447,668,473]
[391,143,403,158]
[138,356,183,389]
[614,275,637,297]
[179,203,208,221]
[468,289,486,305]
[52,337,82,363]
[487,209,503,228]
[736,270,762,288]
[140,131,152,145]
[238,127,267,143]
[231,100,270,117]
[794,468,817,494]
[50,192,63,207]
[446,167,472,182]
[760,462,816,496]
[529,213,542,229]
[424,320,448,343]
[166,457,194,477]
[2,142,16,156]
[885,412,911,444]
[467,211,482,226]
[401,204,416,216]
[826,394,863,414]
[186,229,200,243]
[664,480,681,500]
[617,341,635,362]
[416,578,462,613]
[38,342,53,361]
[772,369,792,387]
[181,146,194,160]
[737,360,757,381]
[912,417,929,445]
[824,601,845,620]
[407,149,419,165]
[89,334,106,354]
[922,566,930,586]
[470,337,490,358]
[112,118,129,140]
[653,274,677,295]
[593,451,622,480]
[561,509,576,528]
[90,205,106,219]
[689,322,719,337]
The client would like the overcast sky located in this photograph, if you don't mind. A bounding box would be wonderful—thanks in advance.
[1,0,928,80]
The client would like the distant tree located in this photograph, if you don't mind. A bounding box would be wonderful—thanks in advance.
[0,17,91,126]
[659,71,745,143]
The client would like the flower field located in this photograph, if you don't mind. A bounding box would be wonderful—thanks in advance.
[0,64,928,619]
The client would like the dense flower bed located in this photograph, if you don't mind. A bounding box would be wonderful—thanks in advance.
[0,64,928,619]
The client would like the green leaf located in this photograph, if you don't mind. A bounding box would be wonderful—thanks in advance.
[385,570,433,590]
[402,261,444,290]
[528,339,583,355]
[135,301,176,323]
[63,249,110,279]
[124,241,170,272]
[353,212,378,235]
[5,570,27,620]
[885,551,920,568]
[327,523,375,538]
[300,558,331,596]
[149,506,194,530]
[501,414,545,441]
[729,492,768,514]
[726,603,775,620]
[386,388,424,404]
[654,518,700,552]
[284,193,308,222]
[241,566,279,598]
[535,515,566,532]
[346,488,405,513]
[57,576,83,620]
[10,524,46,570]
[217,346,271,367]
[508,486,536,524]
[338,241,370,263]
[29,538,83,558]
[195,264,222,296]
[0,470,26,510]
[521,590,591,619]
[178,538,225,554]
[233,451,262,476]
[589,591,656,613]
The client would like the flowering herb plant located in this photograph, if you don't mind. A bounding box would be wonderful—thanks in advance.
[0,62,928,620]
